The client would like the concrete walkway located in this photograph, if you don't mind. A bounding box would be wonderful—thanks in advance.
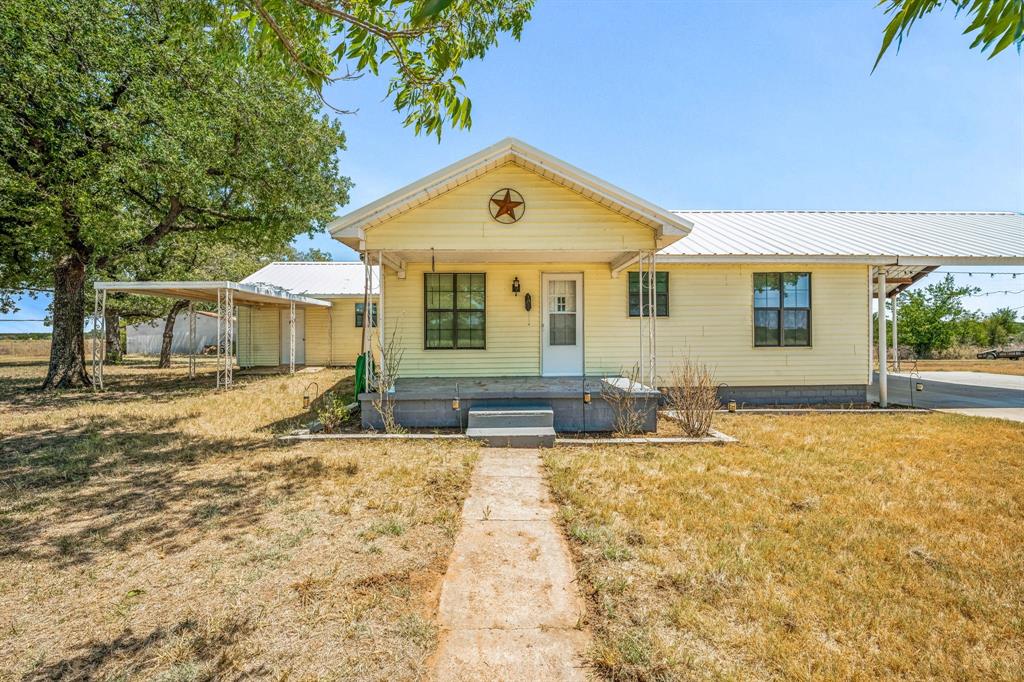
[431,448,590,680]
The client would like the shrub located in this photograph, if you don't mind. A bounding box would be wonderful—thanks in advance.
[665,359,719,437]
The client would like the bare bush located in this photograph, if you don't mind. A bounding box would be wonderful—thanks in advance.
[665,359,719,437]
[372,329,405,433]
[600,363,647,436]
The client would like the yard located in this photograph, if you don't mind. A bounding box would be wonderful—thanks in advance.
[545,412,1024,680]
[912,358,1024,376]
[4,346,1023,681]
[0,354,479,680]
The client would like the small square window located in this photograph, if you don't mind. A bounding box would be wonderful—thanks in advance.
[355,302,377,327]
[628,271,668,317]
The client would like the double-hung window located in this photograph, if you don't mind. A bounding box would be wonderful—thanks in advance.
[753,273,811,347]
[354,302,377,327]
[424,273,486,349]
[628,271,669,317]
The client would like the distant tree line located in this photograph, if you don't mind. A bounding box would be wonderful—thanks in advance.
[879,274,1023,358]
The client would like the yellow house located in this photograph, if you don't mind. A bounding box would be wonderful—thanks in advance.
[221,138,1022,434]
[90,138,1021,434]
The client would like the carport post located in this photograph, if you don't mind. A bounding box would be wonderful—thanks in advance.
[877,271,888,407]
[225,288,234,388]
[289,301,296,374]
[216,288,222,389]
[92,288,105,391]
[891,293,899,373]
[188,302,196,379]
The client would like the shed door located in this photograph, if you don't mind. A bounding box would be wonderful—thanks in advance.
[279,308,305,364]
[541,273,583,376]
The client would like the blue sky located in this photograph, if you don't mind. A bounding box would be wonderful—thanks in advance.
[5,0,1022,332]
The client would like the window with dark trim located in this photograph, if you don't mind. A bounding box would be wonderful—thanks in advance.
[753,272,811,347]
[424,273,485,349]
[628,271,669,317]
[354,302,377,327]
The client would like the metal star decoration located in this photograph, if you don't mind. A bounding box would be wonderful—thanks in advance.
[488,188,525,223]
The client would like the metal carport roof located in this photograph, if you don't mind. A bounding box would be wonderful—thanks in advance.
[93,281,332,307]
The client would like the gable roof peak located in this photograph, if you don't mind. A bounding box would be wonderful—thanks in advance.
[329,138,691,247]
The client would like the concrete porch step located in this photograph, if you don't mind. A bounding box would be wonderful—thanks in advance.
[467,404,554,429]
[465,426,557,448]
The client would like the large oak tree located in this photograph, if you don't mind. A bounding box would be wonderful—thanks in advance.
[0,0,349,388]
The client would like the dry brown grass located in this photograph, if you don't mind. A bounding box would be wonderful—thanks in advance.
[0,337,51,357]
[913,358,1024,376]
[0,357,479,680]
[545,412,1024,680]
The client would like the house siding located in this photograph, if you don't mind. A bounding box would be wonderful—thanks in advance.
[237,298,369,367]
[381,262,869,386]
[363,163,657,253]
[237,306,280,367]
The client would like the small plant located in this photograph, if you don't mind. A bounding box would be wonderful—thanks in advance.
[600,363,647,436]
[665,359,719,437]
[361,517,406,540]
[316,392,352,433]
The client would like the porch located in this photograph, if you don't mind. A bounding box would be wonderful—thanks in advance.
[358,375,661,433]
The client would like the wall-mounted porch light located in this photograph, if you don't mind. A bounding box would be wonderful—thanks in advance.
[512,276,521,295]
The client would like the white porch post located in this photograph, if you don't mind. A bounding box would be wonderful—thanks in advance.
[289,300,296,374]
[188,302,196,379]
[891,292,899,373]
[650,249,657,384]
[867,266,874,385]
[363,258,373,388]
[877,271,888,407]
[378,250,385,384]
[637,251,645,385]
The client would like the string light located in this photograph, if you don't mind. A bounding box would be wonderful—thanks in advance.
[946,270,1020,278]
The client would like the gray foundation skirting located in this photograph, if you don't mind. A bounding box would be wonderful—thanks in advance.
[717,384,868,406]
[360,394,659,433]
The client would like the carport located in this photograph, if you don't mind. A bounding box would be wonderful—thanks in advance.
[91,281,331,390]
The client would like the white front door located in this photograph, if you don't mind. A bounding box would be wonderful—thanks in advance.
[541,273,583,376]
[279,308,305,364]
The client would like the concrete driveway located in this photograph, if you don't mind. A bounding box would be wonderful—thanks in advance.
[871,371,1024,422]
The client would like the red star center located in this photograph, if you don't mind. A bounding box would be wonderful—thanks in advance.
[491,190,523,220]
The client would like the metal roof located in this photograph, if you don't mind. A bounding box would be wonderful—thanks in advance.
[93,281,331,307]
[329,137,693,251]
[663,211,1024,264]
[240,261,377,297]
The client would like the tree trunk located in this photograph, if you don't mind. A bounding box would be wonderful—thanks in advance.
[42,254,91,389]
[158,299,189,368]
[104,309,123,363]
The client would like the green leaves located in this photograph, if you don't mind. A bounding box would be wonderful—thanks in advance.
[873,0,1024,71]
[0,0,350,290]
[227,0,534,139]
[412,0,457,25]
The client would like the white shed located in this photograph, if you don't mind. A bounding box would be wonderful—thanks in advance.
[126,310,219,356]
